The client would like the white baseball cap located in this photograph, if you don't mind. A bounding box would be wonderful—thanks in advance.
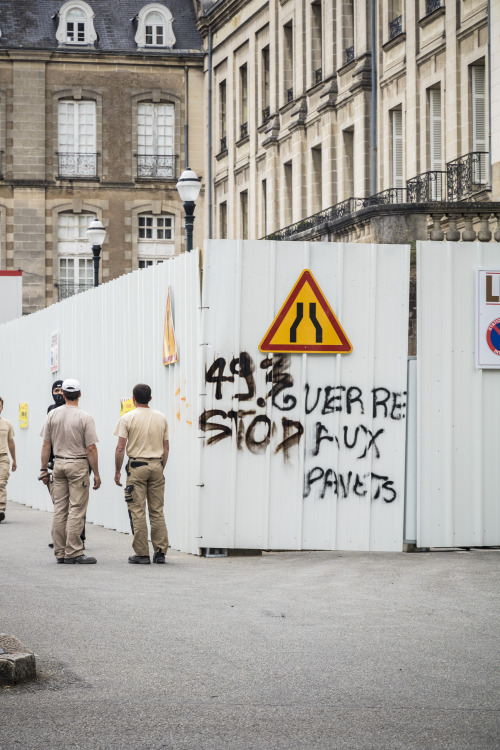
[62,378,81,392]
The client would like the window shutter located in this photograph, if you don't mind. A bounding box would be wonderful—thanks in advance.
[472,66,486,152]
[429,88,442,172]
[392,110,403,189]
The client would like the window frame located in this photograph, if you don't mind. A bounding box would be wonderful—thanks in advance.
[135,4,176,48]
[57,99,97,178]
[137,213,175,260]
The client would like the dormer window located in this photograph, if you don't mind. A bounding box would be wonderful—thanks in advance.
[56,1,97,47]
[135,4,176,48]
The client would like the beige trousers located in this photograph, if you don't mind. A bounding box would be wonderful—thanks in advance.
[0,454,9,512]
[125,458,168,557]
[51,458,90,560]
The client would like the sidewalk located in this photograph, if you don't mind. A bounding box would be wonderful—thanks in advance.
[1,500,499,750]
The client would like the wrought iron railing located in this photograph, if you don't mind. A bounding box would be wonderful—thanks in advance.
[287,88,294,103]
[345,46,355,64]
[447,152,488,201]
[58,153,97,178]
[220,136,227,152]
[264,151,491,242]
[57,283,93,301]
[407,171,446,202]
[425,0,441,14]
[137,154,175,179]
[262,106,270,124]
[362,187,408,206]
[240,122,248,139]
[266,198,366,241]
[389,15,403,40]
[315,68,322,85]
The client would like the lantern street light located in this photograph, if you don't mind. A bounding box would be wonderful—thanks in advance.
[86,219,107,288]
[176,167,201,252]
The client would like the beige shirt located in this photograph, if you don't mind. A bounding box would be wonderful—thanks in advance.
[0,418,14,453]
[42,405,98,457]
[114,407,169,458]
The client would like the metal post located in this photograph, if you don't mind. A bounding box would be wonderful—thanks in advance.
[92,245,101,287]
[184,201,195,252]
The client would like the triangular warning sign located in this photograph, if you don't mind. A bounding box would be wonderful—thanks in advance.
[259,270,352,354]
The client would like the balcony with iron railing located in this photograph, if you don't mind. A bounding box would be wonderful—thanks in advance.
[407,170,446,202]
[57,282,93,301]
[265,151,492,242]
[447,152,488,201]
[137,154,176,180]
[58,153,97,179]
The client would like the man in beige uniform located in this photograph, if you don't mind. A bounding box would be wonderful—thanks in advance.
[114,383,169,564]
[40,378,101,564]
[0,397,17,523]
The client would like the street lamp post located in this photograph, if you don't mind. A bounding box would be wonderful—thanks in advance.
[86,219,107,288]
[176,168,201,252]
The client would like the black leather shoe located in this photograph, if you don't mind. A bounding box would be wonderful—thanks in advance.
[0,511,5,522]
[128,555,151,564]
[153,551,166,564]
[64,555,97,564]
[56,558,66,564]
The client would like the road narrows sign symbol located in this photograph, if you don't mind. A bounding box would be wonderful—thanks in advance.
[259,270,352,353]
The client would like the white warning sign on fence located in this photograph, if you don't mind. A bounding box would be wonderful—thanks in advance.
[477,269,500,368]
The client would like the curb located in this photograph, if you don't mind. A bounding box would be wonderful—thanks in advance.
[0,634,36,685]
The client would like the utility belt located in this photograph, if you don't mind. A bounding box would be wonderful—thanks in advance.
[54,455,88,460]
[127,457,162,470]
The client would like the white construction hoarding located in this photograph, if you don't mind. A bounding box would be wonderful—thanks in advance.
[418,242,500,548]
[198,240,410,552]
[0,240,411,553]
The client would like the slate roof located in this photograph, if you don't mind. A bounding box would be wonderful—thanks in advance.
[0,0,202,53]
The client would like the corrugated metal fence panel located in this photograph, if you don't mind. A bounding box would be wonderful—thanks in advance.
[417,241,500,547]
[0,252,201,553]
[198,240,410,552]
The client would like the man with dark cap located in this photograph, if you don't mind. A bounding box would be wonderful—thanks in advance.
[48,380,65,414]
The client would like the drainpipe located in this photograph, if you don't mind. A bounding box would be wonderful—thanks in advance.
[207,28,213,238]
[184,65,189,166]
[487,0,492,187]
[370,0,377,196]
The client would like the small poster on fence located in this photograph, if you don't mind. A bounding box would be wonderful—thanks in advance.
[163,287,178,366]
[120,398,135,416]
[19,403,28,429]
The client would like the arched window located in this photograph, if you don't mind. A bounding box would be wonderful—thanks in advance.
[56,1,97,46]
[57,213,96,299]
[135,4,176,48]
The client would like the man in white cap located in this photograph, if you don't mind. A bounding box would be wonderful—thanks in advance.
[40,378,101,564]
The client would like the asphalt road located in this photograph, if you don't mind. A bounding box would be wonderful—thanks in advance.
[1,500,499,750]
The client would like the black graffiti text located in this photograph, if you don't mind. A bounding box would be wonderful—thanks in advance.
[304,467,397,503]
[199,409,303,458]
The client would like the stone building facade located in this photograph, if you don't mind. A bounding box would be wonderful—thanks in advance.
[0,0,204,314]
[198,0,500,245]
